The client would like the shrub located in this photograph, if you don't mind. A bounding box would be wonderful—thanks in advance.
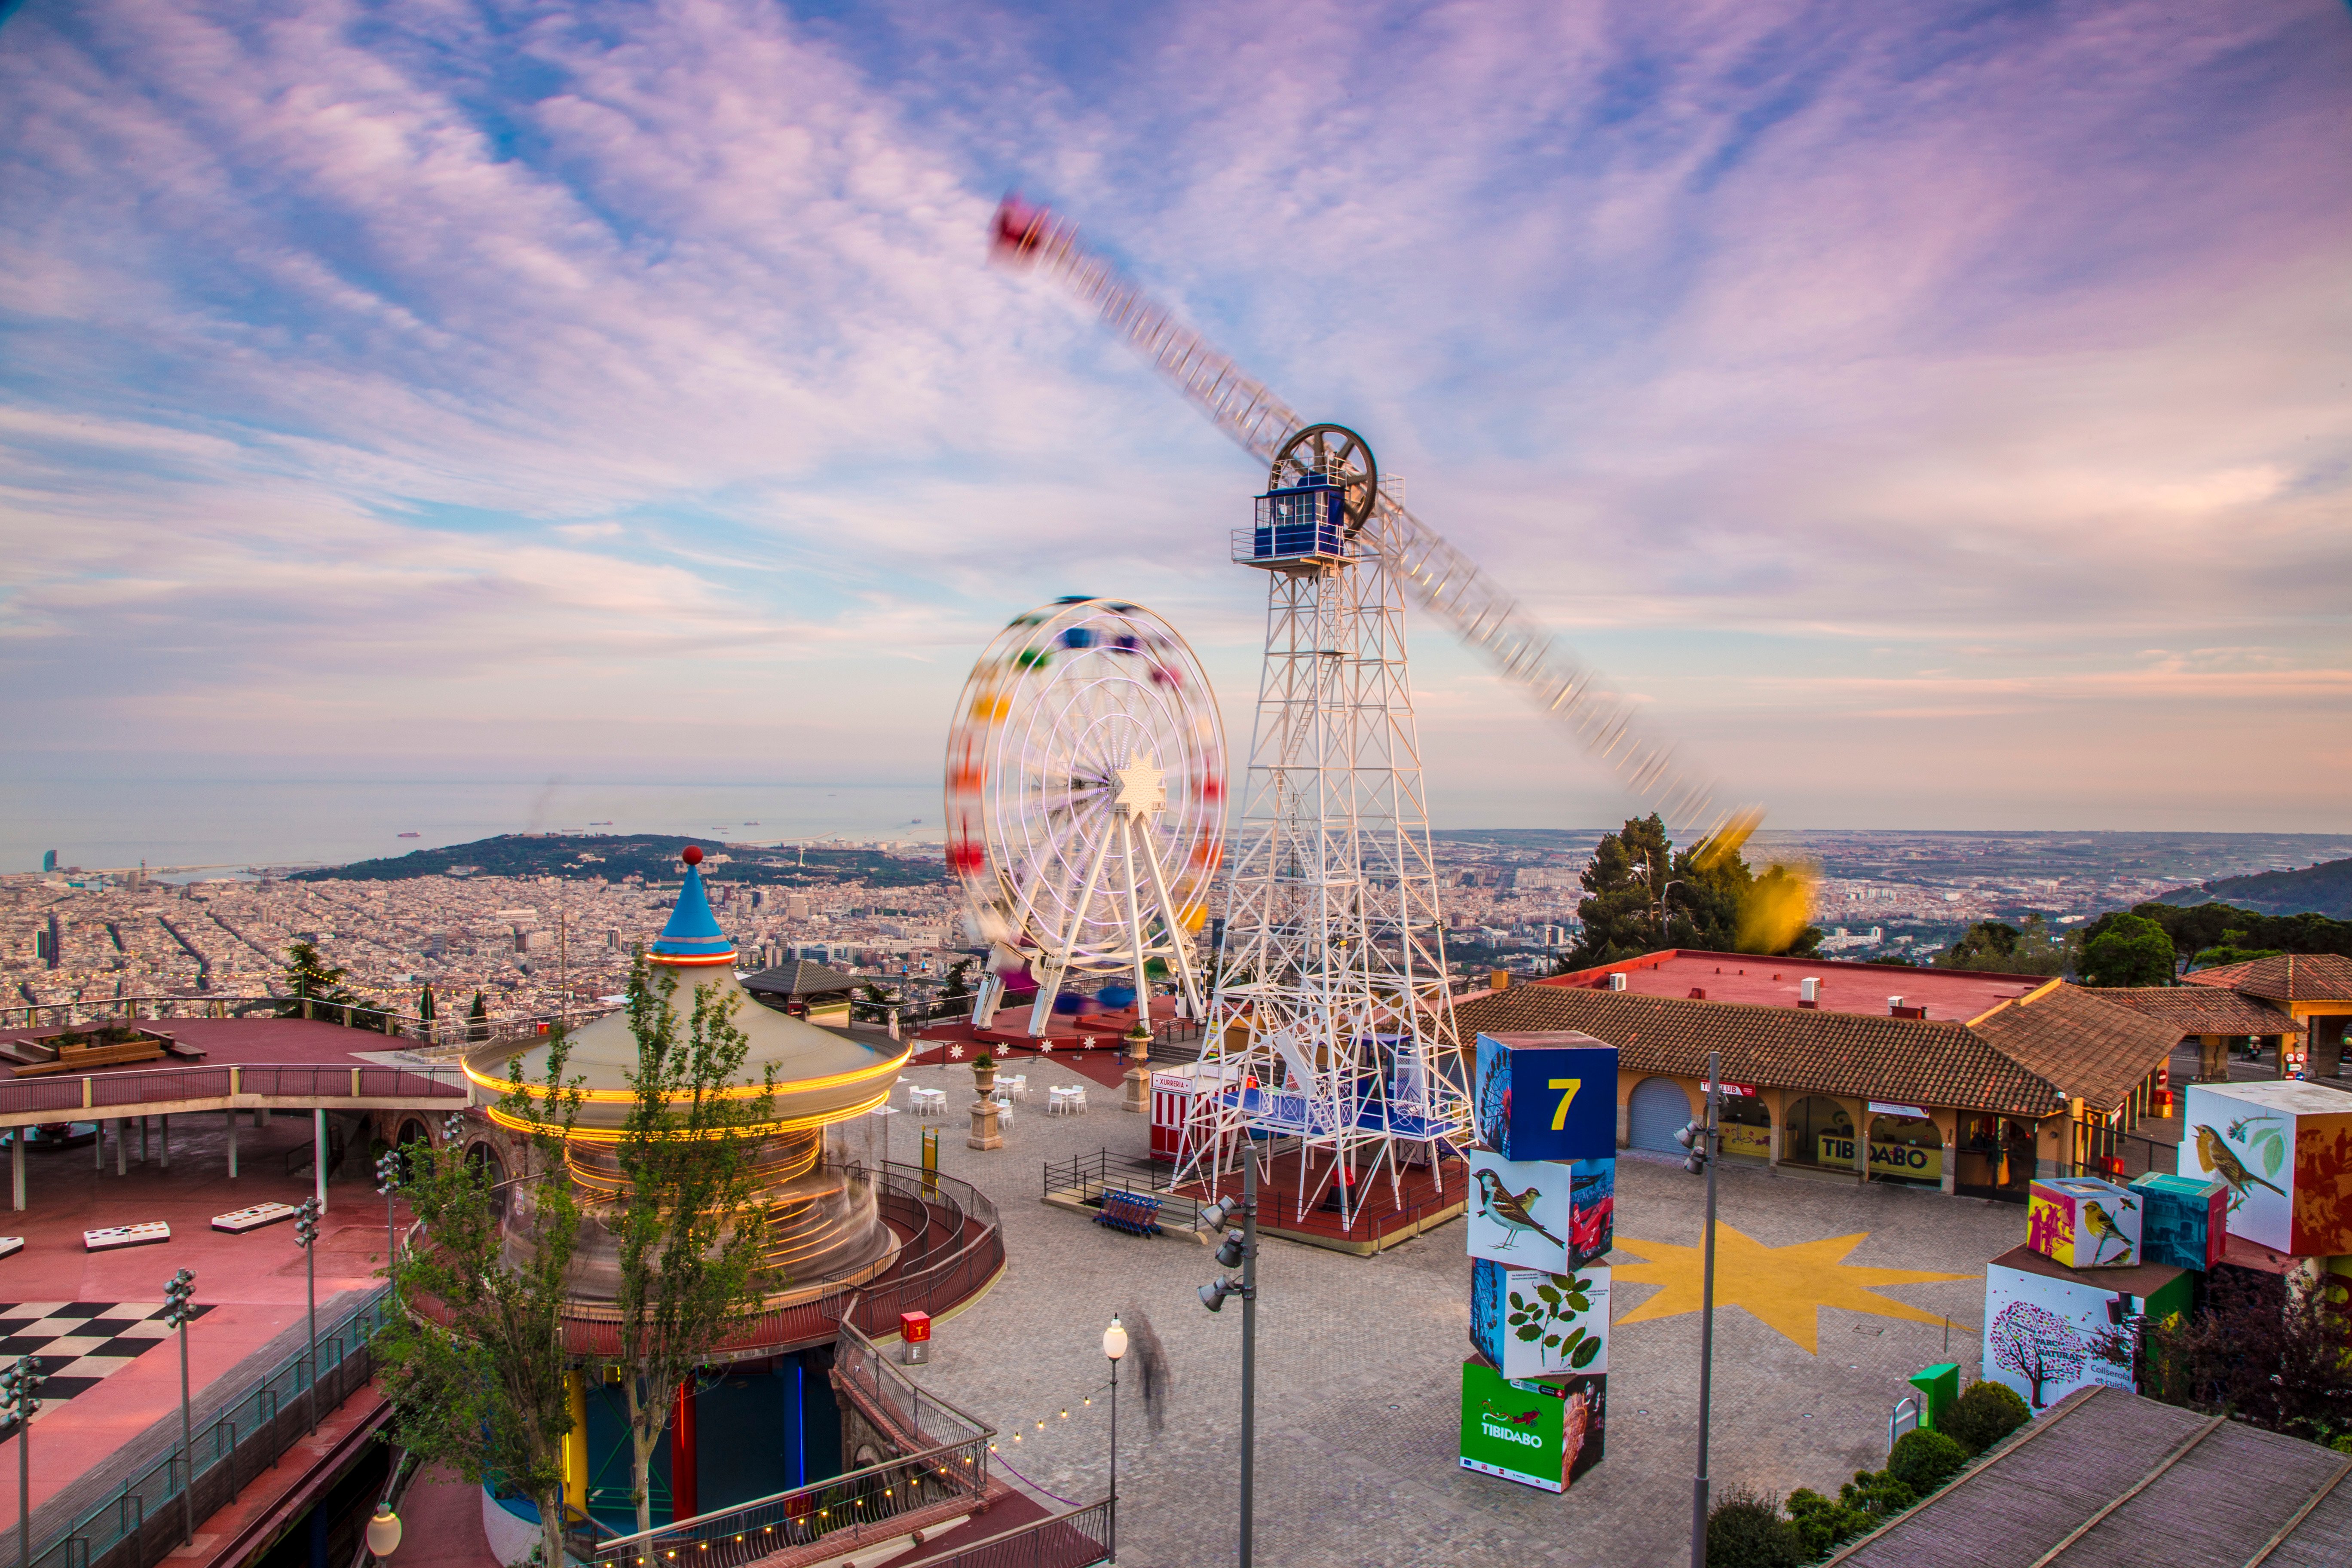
[1785,1488,1874,1560]
[1705,1486,1802,1568]
[1886,1427,1969,1494]
[1939,1380,2031,1456]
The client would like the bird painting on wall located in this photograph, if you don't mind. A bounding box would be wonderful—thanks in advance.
[1474,1168,1564,1253]
[2196,1124,2285,1212]
[2081,1200,2135,1266]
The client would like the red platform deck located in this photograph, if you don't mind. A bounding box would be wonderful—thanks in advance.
[1170,1146,1468,1256]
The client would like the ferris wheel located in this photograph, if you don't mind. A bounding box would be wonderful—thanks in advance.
[946,597,1225,1037]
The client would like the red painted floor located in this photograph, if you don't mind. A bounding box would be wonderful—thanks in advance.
[0,1112,392,1531]
[908,1023,1133,1091]
[383,1463,502,1568]
[0,1014,433,1067]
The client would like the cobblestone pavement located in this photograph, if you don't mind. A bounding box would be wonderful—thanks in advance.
[885,1063,2015,1568]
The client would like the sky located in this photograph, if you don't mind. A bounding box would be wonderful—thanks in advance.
[1,0,2347,846]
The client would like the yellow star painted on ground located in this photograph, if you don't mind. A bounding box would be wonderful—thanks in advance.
[1611,1227,1973,1355]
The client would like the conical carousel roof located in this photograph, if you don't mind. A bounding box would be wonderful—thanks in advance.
[466,852,906,1133]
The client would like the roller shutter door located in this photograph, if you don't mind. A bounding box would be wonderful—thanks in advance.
[1627,1076,1692,1152]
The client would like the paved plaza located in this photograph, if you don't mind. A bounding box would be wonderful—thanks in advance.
[886,1059,2016,1568]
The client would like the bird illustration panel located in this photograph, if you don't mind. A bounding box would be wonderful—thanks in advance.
[2025,1176,2140,1269]
[2127,1172,2226,1272]
[1470,1150,1585,1271]
[2182,1081,2352,1256]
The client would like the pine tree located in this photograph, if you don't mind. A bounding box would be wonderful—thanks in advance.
[468,991,490,1043]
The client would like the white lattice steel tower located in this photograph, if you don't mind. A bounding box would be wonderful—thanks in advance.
[1182,433,1467,1225]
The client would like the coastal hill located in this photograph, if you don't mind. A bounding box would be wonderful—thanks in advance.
[288,833,944,889]
[2160,856,2352,919]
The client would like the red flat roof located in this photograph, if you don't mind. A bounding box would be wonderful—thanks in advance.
[0,1015,432,1070]
[1541,949,2047,1023]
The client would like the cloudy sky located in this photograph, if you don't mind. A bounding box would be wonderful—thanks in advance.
[2,0,2346,836]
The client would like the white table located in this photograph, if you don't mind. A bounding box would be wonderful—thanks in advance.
[906,1087,948,1118]
[999,1073,1029,1100]
[1047,1085,1089,1116]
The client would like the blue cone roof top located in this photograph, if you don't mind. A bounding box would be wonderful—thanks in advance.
[650,861,735,961]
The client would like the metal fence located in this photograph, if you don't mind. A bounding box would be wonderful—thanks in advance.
[548,1162,1004,1357]
[923,1499,1112,1568]
[588,1320,995,1568]
[1043,1148,1208,1232]
[0,1062,467,1119]
[25,1285,393,1568]
[0,993,619,1050]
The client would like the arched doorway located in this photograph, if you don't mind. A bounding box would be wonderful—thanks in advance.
[1785,1095,1855,1171]
[1718,1093,1772,1163]
[1866,1114,1943,1186]
[466,1141,511,1219]
[1627,1077,1693,1152]
[394,1118,429,1181]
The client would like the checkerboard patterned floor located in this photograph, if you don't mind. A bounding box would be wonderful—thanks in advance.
[0,1302,217,1422]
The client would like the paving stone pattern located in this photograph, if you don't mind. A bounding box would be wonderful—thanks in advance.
[883,1063,2017,1568]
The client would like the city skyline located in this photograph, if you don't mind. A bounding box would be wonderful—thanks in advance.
[3,1,2348,832]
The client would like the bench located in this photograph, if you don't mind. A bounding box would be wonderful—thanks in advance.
[1094,1189,1163,1237]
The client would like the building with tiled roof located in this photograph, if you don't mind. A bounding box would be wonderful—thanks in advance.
[2082,984,2309,1080]
[2183,952,2352,1078]
[1457,960,2184,1200]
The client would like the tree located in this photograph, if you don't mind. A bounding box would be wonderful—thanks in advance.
[375,1038,584,1567]
[1559,815,1819,970]
[1938,916,2066,977]
[941,958,975,1001]
[1705,1486,1803,1568]
[282,940,353,1008]
[855,980,896,1025]
[418,984,437,1026]
[2081,913,2175,987]
[2101,1268,2352,1443]
[1988,1299,2086,1407]
[468,991,490,1043]
[608,957,779,1535]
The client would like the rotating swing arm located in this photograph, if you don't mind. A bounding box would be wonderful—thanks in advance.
[990,196,1755,845]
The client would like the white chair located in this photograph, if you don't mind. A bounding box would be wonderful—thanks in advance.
[991,1092,1016,1131]
[907,1087,946,1118]
[1000,1073,1029,1100]
[1048,1084,1087,1117]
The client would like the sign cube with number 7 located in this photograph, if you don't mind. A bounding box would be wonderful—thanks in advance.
[1475,1032,1617,1163]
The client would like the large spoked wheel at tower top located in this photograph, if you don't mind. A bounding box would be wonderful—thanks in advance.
[946,597,1225,1037]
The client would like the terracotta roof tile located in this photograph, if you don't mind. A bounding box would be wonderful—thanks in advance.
[1964,983,2177,1112]
[1451,985,2064,1118]
[2184,952,2352,1002]
[2079,986,2294,1037]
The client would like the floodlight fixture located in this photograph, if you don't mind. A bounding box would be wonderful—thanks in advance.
[1216,1228,1246,1268]
[1198,1275,1242,1313]
[1197,1197,1237,1232]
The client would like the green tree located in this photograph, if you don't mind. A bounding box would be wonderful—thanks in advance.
[941,958,975,1001]
[1559,815,1819,970]
[468,990,490,1043]
[374,1038,584,1567]
[418,984,437,1026]
[2081,913,2176,987]
[608,958,779,1535]
[282,939,353,1008]
[1938,916,2066,976]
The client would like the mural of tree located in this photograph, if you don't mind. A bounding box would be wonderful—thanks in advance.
[1990,1300,2085,1408]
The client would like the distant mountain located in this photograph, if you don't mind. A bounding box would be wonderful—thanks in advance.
[2159,857,2352,919]
[288,833,943,888]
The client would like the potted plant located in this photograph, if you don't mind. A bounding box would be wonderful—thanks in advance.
[972,1050,998,1095]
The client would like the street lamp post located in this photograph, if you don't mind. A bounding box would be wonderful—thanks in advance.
[1195,1143,1259,1568]
[1102,1316,1128,1564]
[295,1196,322,1434]
[1676,1052,1723,1568]
[376,1147,401,1303]
[163,1268,198,1544]
[3,1355,43,1568]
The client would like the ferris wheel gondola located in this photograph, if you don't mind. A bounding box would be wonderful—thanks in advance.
[945,597,1225,1037]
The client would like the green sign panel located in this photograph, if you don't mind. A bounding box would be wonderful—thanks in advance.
[1459,1359,1567,1492]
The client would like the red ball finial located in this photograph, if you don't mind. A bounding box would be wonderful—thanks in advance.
[681,845,703,865]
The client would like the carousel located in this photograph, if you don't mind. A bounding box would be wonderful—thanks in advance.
[462,846,911,1310]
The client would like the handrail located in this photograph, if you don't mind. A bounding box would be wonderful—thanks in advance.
[28,1285,395,1568]
[0,1062,469,1118]
[589,1319,994,1567]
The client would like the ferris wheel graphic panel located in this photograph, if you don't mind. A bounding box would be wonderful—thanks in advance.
[946,597,1224,1035]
